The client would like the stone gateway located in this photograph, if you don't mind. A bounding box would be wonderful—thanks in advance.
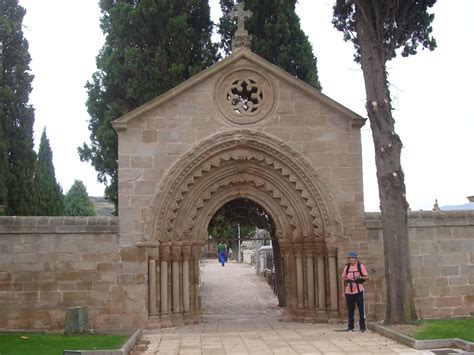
[112,46,367,328]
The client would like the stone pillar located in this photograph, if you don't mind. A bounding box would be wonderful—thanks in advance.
[148,259,157,316]
[294,239,304,312]
[182,243,192,324]
[304,241,315,311]
[160,243,171,327]
[314,241,327,321]
[327,246,339,322]
[171,244,181,313]
[191,243,202,323]
[278,239,295,319]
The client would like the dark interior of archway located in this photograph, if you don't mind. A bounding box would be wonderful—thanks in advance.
[207,198,285,306]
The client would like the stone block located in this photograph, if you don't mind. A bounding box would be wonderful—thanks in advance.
[450,285,470,296]
[120,247,138,262]
[143,130,158,143]
[430,287,450,297]
[448,276,468,286]
[63,291,87,303]
[0,271,12,282]
[443,253,469,265]
[419,266,439,278]
[159,129,181,143]
[39,281,58,291]
[97,262,123,273]
[17,292,39,302]
[435,296,463,308]
[440,265,459,276]
[134,181,156,195]
[166,143,190,155]
[131,155,153,169]
[434,277,448,287]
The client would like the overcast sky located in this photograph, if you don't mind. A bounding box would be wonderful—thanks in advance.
[18,0,473,212]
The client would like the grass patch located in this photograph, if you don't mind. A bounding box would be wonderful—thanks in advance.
[0,333,128,355]
[414,318,474,342]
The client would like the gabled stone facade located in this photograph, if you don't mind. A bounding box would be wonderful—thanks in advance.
[112,48,368,326]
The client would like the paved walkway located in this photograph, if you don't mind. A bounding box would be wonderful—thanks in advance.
[133,260,433,354]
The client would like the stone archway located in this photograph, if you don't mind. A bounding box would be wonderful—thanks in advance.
[143,130,344,327]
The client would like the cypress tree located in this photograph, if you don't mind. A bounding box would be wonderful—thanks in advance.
[64,180,96,217]
[0,0,37,215]
[218,0,322,89]
[33,128,64,215]
[79,0,219,212]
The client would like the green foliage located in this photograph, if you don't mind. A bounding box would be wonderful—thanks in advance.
[414,318,474,342]
[64,180,96,216]
[79,0,219,212]
[0,0,37,215]
[33,128,64,215]
[208,199,275,242]
[218,0,321,89]
[0,332,127,355]
[332,0,437,64]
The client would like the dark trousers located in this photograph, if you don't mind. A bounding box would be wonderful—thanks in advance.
[345,291,366,330]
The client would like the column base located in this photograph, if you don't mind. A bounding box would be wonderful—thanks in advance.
[328,310,342,324]
[159,314,173,328]
[147,315,161,329]
[171,313,185,326]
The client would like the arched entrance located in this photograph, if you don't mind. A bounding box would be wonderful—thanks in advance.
[142,130,343,327]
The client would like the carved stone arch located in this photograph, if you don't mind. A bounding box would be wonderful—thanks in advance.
[144,129,342,242]
[174,165,312,241]
[191,184,292,242]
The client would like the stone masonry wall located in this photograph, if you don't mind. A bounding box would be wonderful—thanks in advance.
[365,210,474,320]
[0,217,147,331]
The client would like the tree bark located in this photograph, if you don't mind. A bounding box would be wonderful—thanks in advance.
[355,5,417,324]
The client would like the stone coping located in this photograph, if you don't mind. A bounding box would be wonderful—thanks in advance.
[0,216,119,234]
[63,329,142,355]
[365,210,474,229]
[368,323,474,352]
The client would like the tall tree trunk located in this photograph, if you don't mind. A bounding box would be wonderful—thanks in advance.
[355,6,417,324]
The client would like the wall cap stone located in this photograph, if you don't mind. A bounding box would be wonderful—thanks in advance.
[0,217,119,234]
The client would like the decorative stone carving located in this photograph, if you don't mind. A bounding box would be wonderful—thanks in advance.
[230,1,252,51]
[147,130,341,243]
[215,69,275,125]
[171,244,182,261]
[160,244,171,261]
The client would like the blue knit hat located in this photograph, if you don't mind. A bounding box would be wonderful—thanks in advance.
[348,252,358,258]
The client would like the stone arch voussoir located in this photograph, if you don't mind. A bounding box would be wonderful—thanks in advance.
[144,130,342,242]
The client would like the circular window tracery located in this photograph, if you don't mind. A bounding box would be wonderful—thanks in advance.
[215,68,275,125]
[228,79,263,114]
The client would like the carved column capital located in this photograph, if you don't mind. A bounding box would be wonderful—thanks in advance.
[182,242,192,261]
[314,241,326,257]
[191,243,202,260]
[303,239,315,257]
[278,239,292,256]
[160,243,171,261]
[327,246,338,258]
[171,242,182,261]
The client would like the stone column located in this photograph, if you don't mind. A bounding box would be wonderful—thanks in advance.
[182,243,192,324]
[171,244,182,314]
[148,259,157,316]
[278,239,294,319]
[160,243,171,327]
[327,246,339,321]
[304,241,315,311]
[294,239,304,311]
[191,243,202,322]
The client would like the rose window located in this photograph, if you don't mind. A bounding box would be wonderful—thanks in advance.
[227,79,263,115]
[215,68,275,125]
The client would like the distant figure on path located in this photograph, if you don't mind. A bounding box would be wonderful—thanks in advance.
[341,251,369,332]
[217,241,226,266]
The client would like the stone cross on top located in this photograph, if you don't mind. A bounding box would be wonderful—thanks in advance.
[230,1,252,50]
